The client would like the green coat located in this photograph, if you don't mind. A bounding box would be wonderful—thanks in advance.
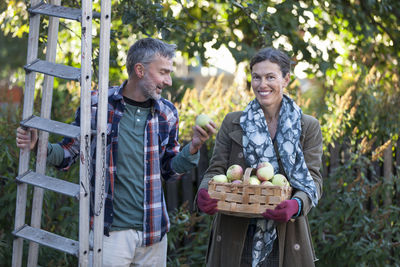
[197,111,323,267]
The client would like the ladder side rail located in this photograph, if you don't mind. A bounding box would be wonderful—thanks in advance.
[27,0,61,265]
[93,0,111,265]
[79,1,94,266]
[12,0,42,266]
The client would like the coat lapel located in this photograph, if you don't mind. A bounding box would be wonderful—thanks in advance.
[229,112,243,147]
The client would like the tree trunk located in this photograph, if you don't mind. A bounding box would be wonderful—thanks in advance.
[383,140,392,206]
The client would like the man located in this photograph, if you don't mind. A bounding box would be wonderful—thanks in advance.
[16,37,216,266]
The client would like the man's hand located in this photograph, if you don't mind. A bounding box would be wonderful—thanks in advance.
[16,127,38,150]
[189,121,217,154]
[262,199,299,222]
[197,188,218,215]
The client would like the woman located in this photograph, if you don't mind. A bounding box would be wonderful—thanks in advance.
[196,47,323,267]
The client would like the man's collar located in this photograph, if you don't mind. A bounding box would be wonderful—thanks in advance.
[113,80,162,114]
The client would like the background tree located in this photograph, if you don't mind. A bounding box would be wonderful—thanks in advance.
[1,0,399,266]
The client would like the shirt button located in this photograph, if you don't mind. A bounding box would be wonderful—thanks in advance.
[216,235,222,242]
[138,109,141,113]
[238,152,243,158]
[137,119,140,122]
[294,243,300,251]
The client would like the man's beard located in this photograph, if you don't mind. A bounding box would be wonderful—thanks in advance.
[138,74,161,101]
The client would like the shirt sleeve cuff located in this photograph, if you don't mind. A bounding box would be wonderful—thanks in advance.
[171,142,200,174]
[291,197,302,219]
[181,142,200,163]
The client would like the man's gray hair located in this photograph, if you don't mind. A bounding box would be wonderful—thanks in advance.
[126,38,177,77]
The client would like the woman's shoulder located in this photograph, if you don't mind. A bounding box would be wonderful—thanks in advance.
[219,111,243,131]
[223,111,243,122]
[301,113,320,126]
[301,113,322,138]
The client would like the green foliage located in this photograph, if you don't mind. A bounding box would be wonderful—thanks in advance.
[0,89,80,266]
[0,107,20,267]
[176,74,252,152]
[309,153,400,266]
[321,66,400,149]
[167,202,213,266]
[1,0,400,265]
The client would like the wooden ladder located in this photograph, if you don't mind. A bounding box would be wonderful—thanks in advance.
[12,0,111,266]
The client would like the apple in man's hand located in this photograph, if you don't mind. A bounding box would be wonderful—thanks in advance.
[195,114,212,129]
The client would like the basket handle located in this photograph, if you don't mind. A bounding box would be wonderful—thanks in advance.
[242,167,254,185]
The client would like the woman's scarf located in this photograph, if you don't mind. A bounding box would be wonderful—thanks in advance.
[240,95,318,266]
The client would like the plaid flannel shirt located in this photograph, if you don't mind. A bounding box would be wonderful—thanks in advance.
[56,81,180,246]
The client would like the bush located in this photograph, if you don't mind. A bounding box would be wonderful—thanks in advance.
[0,89,79,266]
[167,202,213,267]
[309,151,400,266]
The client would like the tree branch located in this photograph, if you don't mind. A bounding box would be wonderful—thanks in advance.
[231,1,265,37]
[359,1,398,48]
[177,0,223,25]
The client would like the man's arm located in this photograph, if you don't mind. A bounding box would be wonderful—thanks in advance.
[15,108,83,170]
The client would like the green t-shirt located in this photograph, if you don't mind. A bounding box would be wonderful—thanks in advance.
[111,102,149,231]
[47,97,200,232]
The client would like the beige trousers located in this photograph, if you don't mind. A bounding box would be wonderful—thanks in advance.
[91,229,167,267]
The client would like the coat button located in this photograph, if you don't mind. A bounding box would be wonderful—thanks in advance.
[294,243,300,251]
[216,235,222,242]
[238,152,243,158]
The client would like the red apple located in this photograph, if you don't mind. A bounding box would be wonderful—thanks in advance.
[226,164,243,182]
[261,181,274,186]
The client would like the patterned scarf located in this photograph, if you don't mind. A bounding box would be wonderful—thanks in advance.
[240,95,318,266]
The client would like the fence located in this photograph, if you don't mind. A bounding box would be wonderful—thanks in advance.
[164,138,400,212]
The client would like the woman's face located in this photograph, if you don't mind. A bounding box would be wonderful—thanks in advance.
[251,60,290,109]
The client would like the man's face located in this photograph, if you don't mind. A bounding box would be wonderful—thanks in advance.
[137,54,173,101]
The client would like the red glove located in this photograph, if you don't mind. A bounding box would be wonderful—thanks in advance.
[197,188,218,215]
[262,199,299,222]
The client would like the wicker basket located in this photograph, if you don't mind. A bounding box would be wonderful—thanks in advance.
[208,167,292,218]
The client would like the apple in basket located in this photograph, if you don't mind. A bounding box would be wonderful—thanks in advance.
[212,174,228,183]
[256,161,274,182]
[271,174,290,187]
[249,175,261,185]
[261,181,274,186]
[226,164,243,182]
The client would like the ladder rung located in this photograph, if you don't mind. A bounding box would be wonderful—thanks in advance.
[24,59,81,81]
[16,170,80,199]
[21,115,81,139]
[13,225,79,256]
[29,2,101,21]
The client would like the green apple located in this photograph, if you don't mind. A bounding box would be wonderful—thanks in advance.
[212,174,228,183]
[195,114,212,129]
[248,176,261,185]
[256,162,274,182]
[271,174,289,186]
